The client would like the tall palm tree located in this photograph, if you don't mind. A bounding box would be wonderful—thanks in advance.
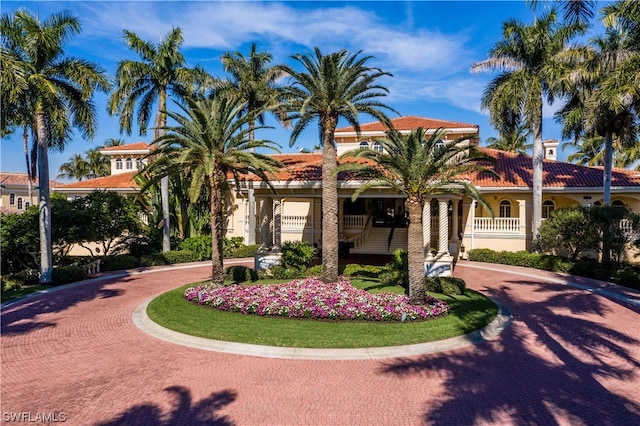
[564,134,640,169]
[1,10,109,282]
[471,10,585,244]
[340,128,493,304]
[57,154,90,181]
[485,122,532,155]
[144,95,282,286]
[527,0,598,25]
[85,147,110,178]
[108,27,208,252]
[282,48,396,283]
[103,137,125,147]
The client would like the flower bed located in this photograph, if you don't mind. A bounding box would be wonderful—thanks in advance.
[184,277,449,321]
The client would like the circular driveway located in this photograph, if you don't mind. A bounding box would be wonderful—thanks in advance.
[2,260,639,425]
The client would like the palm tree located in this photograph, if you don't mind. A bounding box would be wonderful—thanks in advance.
[144,95,282,286]
[85,148,110,178]
[108,27,208,253]
[564,134,640,169]
[339,128,493,304]
[527,0,598,25]
[282,48,396,283]
[57,154,90,181]
[1,10,109,282]
[103,137,125,147]
[484,112,532,155]
[471,10,585,245]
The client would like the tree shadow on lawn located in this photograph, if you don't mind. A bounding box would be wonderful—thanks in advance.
[0,274,134,336]
[99,386,237,426]
[379,280,640,425]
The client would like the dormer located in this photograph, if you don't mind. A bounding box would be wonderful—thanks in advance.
[543,139,559,161]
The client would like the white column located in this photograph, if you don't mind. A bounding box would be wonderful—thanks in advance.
[438,198,450,255]
[273,199,282,251]
[423,200,432,259]
[247,186,256,245]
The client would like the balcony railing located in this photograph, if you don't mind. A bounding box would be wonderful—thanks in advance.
[282,215,309,230]
[474,217,520,233]
[343,215,369,229]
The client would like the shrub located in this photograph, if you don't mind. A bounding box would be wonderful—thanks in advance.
[468,248,498,263]
[538,206,600,261]
[52,266,87,285]
[223,237,245,258]
[281,241,316,270]
[225,266,258,283]
[379,249,409,292]
[2,269,40,290]
[269,265,308,280]
[138,254,168,267]
[229,244,260,258]
[179,236,212,261]
[306,264,323,277]
[163,250,198,264]
[426,277,466,295]
[342,264,385,278]
[614,267,640,290]
[102,255,137,271]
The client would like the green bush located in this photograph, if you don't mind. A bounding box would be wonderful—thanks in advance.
[269,265,307,280]
[52,266,87,285]
[380,249,409,292]
[343,264,386,278]
[379,270,403,289]
[163,250,198,264]
[281,241,316,269]
[102,255,138,271]
[225,266,259,283]
[426,277,466,295]
[306,264,322,277]
[179,236,212,261]
[468,248,498,263]
[223,237,245,258]
[613,267,640,290]
[229,244,260,258]
[2,269,40,290]
[138,254,169,267]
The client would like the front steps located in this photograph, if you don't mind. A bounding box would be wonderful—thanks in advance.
[350,227,407,254]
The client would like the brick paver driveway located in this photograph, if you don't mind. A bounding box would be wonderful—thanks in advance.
[2,260,639,425]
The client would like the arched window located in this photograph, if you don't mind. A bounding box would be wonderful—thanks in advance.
[612,200,625,208]
[125,158,133,169]
[359,141,369,149]
[435,139,445,149]
[116,158,123,170]
[372,142,383,153]
[542,200,555,218]
[17,197,23,210]
[136,158,143,169]
[499,199,512,218]
[25,202,30,209]
[9,193,15,205]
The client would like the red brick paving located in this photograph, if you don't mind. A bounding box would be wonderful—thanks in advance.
[1,260,639,425]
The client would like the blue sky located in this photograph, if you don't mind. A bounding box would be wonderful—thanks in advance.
[1,1,609,179]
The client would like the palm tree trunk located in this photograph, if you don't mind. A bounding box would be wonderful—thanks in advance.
[23,127,33,203]
[321,123,339,283]
[209,175,225,286]
[155,88,171,253]
[531,109,543,248]
[603,132,613,205]
[36,110,53,284]
[407,197,426,305]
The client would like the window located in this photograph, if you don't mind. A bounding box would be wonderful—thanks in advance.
[435,139,445,149]
[359,141,369,149]
[9,193,15,205]
[25,202,30,209]
[372,142,383,153]
[17,197,23,210]
[499,200,511,218]
[542,200,555,218]
[125,158,133,169]
[612,200,625,208]
[116,158,123,170]
[136,158,143,169]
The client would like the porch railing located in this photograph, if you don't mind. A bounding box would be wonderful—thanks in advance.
[474,217,521,233]
[343,214,369,229]
[281,215,309,230]
[346,216,373,248]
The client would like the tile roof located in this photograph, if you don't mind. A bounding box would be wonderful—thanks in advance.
[55,172,139,190]
[470,148,640,188]
[100,142,150,152]
[335,116,478,133]
[1,172,37,185]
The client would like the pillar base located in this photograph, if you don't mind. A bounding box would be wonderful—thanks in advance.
[254,251,282,272]
[424,253,454,277]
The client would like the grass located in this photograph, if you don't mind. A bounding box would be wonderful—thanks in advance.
[1,284,51,303]
[146,277,499,348]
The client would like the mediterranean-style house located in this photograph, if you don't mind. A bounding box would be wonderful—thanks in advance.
[0,172,61,214]
[53,116,640,270]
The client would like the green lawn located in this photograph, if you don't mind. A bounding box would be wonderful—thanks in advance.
[1,284,51,303]
[146,278,498,348]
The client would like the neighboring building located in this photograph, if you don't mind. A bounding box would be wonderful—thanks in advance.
[0,172,61,214]
[53,119,640,264]
[55,143,151,197]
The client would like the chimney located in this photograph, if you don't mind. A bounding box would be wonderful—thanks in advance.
[543,139,559,161]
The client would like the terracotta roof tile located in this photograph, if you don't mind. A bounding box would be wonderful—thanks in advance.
[55,172,139,190]
[470,148,640,188]
[100,142,150,152]
[335,116,478,133]
[1,172,61,187]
